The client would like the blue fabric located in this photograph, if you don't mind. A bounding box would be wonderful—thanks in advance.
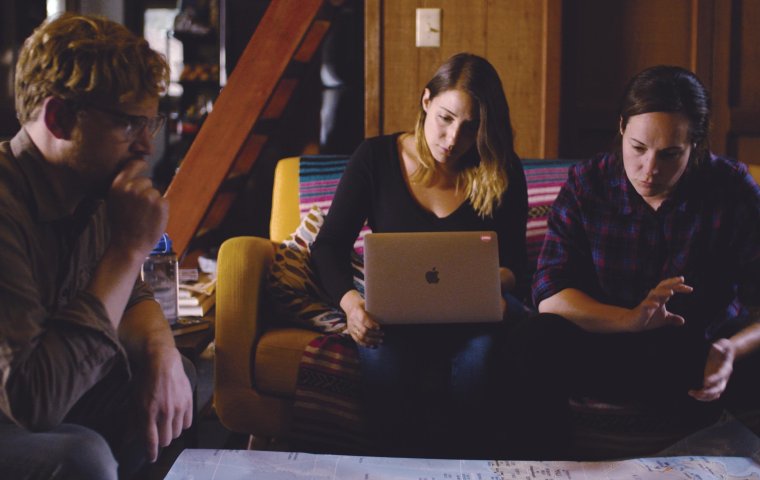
[356,293,533,458]
[0,423,118,480]
[357,323,501,457]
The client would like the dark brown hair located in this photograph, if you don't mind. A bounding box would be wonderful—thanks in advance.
[619,65,711,166]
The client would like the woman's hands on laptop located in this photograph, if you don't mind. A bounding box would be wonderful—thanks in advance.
[340,289,384,348]
[499,267,516,293]
[499,267,515,320]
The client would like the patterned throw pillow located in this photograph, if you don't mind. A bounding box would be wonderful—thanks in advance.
[266,205,364,333]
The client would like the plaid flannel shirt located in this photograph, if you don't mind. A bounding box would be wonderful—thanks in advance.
[532,151,760,339]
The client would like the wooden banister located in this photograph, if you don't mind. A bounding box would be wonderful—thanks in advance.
[165,0,329,259]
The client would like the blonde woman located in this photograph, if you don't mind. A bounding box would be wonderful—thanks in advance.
[312,53,528,457]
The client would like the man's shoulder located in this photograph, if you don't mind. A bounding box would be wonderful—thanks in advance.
[0,140,16,179]
[0,141,30,214]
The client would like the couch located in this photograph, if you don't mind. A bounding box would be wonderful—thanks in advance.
[214,155,760,455]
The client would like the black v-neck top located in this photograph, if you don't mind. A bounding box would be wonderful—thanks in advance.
[312,133,529,304]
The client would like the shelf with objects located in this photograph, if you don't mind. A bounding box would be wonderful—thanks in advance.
[153,0,224,193]
[171,264,216,393]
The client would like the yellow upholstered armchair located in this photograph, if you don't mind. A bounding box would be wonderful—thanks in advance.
[214,157,322,446]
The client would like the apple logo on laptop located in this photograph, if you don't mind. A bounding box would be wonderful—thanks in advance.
[425,267,440,284]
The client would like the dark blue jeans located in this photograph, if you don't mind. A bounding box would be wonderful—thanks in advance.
[358,293,532,458]
[0,423,118,480]
[506,313,760,459]
[0,356,196,480]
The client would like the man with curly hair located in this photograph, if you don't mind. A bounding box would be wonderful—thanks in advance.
[0,13,194,479]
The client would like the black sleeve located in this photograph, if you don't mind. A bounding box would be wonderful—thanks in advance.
[311,139,375,304]
[495,158,529,298]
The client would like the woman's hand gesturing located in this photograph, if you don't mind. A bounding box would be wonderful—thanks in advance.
[629,276,693,331]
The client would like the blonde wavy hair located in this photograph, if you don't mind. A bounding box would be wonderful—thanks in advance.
[412,53,518,218]
[15,13,169,123]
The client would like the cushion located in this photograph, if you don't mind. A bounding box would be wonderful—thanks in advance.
[291,333,368,453]
[254,327,321,396]
[266,205,364,333]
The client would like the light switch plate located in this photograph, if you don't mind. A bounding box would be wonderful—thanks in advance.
[416,8,441,47]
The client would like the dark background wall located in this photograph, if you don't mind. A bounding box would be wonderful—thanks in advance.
[0,0,46,140]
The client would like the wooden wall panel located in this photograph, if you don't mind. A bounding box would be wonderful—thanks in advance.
[711,0,731,155]
[712,0,760,166]
[364,0,382,138]
[366,0,757,161]
[367,0,560,158]
[733,0,760,165]
[382,1,488,136]
[486,0,545,158]
[541,0,563,158]
[737,0,760,108]
[381,0,420,136]
[560,0,698,159]
[737,137,760,166]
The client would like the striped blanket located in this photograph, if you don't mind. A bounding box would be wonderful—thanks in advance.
[298,156,574,267]
[289,333,373,453]
[290,156,574,453]
[522,159,575,270]
[298,155,370,254]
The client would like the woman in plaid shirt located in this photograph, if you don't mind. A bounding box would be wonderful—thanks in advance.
[513,65,760,458]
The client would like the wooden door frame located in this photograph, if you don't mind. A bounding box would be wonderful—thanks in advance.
[364,0,382,138]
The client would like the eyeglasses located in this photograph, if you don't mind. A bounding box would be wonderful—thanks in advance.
[83,104,166,141]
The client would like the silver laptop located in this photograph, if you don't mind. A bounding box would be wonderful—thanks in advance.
[363,231,503,324]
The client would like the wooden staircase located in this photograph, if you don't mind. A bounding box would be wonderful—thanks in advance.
[165,0,332,261]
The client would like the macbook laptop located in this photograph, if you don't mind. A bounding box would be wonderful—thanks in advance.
[363,231,503,324]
